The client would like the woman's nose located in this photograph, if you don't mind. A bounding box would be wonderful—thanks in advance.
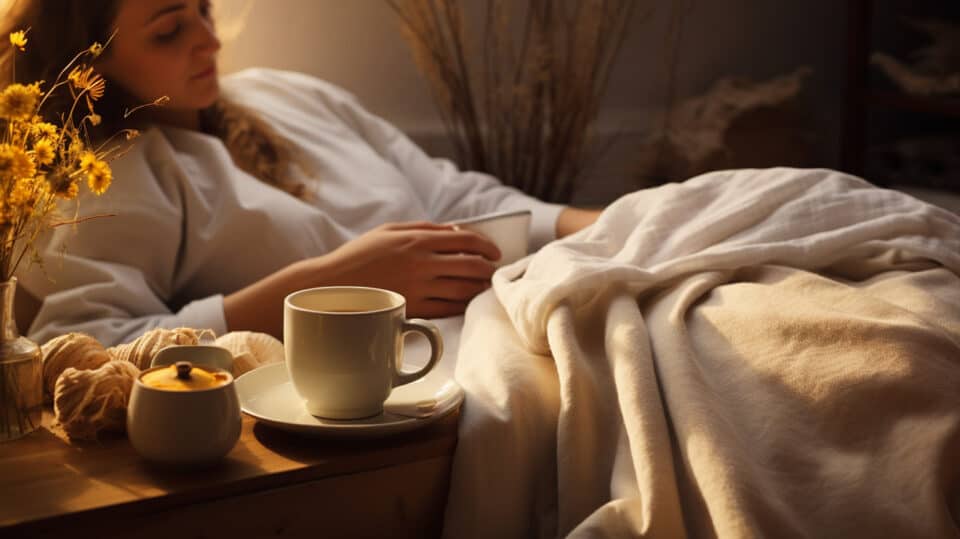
[195,19,221,54]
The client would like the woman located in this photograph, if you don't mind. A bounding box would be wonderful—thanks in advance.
[5,0,599,345]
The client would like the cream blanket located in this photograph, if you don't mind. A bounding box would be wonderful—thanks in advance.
[443,168,960,538]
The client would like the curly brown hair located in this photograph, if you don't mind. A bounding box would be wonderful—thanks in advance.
[0,0,305,198]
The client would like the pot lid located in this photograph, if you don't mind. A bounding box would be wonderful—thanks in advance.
[140,361,230,391]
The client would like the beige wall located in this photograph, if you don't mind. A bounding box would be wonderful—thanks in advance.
[218,0,436,132]
[216,0,847,201]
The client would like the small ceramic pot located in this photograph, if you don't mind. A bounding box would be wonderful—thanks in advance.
[127,360,241,466]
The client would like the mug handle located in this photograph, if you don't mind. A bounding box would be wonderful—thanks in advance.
[394,319,443,387]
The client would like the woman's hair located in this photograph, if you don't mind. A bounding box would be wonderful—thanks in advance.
[0,0,305,198]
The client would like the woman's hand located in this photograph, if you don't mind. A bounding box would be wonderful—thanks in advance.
[301,221,501,318]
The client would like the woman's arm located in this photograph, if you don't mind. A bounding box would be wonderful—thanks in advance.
[224,209,601,339]
[556,207,602,238]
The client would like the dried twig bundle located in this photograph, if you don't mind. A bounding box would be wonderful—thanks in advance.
[388,0,637,202]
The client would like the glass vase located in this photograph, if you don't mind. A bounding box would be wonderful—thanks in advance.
[0,277,41,441]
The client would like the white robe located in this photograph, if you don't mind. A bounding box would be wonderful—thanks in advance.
[20,68,564,346]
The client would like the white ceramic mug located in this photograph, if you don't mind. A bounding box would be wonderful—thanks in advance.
[450,209,531,267]
[284,286,442,419]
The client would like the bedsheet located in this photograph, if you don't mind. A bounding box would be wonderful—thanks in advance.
[442,168,960,538]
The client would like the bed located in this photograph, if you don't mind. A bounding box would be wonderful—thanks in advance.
[432,168,960,538]
[6,167,958,538]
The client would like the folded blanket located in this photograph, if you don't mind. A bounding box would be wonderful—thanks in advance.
[444,168,960,538]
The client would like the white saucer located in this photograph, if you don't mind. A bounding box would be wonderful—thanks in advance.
[235,362,464,439]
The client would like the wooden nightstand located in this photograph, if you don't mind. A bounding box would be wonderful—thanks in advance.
[0,409,459,538]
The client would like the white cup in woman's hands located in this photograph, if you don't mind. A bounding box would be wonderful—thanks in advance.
[449,210,532,267]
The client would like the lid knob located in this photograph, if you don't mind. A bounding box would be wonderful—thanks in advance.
[175,361,192,380]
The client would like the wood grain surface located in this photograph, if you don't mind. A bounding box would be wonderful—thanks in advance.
[0,409,459,538]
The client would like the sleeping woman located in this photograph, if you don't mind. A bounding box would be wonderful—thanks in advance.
[4,0,600,346]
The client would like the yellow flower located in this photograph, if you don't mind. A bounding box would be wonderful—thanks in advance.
[0,145,15,178]
[31,121,58,140]
[66,139,84,160]
[32,138,55,166]
[0,144,35,180]
[0,82,41,121]
[79,151,97,173]
[9,30,27,51]
[11,146,35,179]
[0,38,161,280]
[7,175,49,218]
[68,66,105,101]
[86,160,112,195]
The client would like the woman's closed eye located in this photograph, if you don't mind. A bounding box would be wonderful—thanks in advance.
[153,23,183,44]
[151,1,213,44]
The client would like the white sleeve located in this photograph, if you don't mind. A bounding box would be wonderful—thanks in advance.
[18,132,228,346]
[331,90,566,250]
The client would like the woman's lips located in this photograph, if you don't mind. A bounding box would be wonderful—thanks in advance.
[192,66,216,80]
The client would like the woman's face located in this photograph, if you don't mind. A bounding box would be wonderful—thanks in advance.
[98,0,221,120]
